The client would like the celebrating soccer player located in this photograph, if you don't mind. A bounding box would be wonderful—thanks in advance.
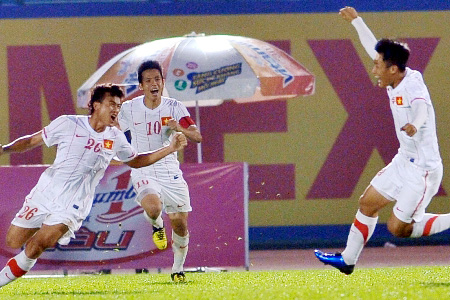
[0,84,187,287]
[118,60,202,283]
[315,6,450,275]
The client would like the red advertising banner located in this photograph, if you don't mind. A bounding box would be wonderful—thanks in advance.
[0,163,248,271]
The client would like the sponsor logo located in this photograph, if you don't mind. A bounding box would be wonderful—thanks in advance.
[236,41,294,88]
[174,80,187,91]
[186,62,198,69]
[187,63,242,94]
[123,72,139,96]
[173,68,185,76]
[75,134,86,138]
[31,169,161,263]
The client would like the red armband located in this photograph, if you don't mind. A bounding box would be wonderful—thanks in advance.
[179,116,195,129]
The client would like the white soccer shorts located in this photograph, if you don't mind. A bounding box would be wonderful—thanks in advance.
[11,192,83,245]
[370,153,443,223]
[131,175,192,214]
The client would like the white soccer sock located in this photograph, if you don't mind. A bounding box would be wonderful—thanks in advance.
[411,213,450,238]
[0,250,37,287]
[171,231,189,273]
[143,211,164,229]
[342,210,378,265]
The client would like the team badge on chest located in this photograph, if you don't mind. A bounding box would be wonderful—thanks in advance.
[103,139,114,150]
[161,116,172,126]
[395,96,403,105]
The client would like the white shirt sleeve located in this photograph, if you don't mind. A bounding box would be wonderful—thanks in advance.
[174,100,191,122]
[42,115,68,147]
[114,131,137,162]
[410,100,428,131]
[351,17,378,60]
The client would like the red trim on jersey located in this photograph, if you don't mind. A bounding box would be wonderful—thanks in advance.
[354,218,369,243]
[423,216,439,236]
[7,258,27,278]
[179,116,195,129]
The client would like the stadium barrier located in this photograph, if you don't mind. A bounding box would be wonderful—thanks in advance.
[0,163,249,272]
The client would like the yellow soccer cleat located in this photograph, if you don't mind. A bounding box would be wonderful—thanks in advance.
[171,272,186,283]
[152,226,167,250]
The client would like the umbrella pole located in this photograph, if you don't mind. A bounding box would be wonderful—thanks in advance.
[195,100,203,163]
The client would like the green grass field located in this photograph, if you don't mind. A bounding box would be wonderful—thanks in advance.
[1,266,450,299]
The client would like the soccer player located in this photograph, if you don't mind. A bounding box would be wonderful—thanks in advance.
[0,84,187,287]
[118,60,202,283]
[314,7,450,275]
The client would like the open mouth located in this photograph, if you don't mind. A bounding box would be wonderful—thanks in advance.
[111,115,117,123]
[151,88,159,96]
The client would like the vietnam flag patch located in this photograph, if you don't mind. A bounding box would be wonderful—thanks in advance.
[161,116,172,126]
[104,139,114,150]
[395,96,403,105]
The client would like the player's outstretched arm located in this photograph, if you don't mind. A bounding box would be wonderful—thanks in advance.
[339,6,377,60]
[0,131,44,155]
[125,133,187,168]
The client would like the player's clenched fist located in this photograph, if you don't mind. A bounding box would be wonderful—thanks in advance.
[339,6,359,22]
[170,133,188,151]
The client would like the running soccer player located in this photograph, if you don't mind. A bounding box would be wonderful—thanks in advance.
[118,60,202,283]
[0,84,187,287]
[314,6,450,275]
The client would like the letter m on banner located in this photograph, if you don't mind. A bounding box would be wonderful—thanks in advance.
[8,45,76,165]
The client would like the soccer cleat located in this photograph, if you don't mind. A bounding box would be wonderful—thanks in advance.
[314,250,355,275]
[152,226,167,250]
[171,272,186,283]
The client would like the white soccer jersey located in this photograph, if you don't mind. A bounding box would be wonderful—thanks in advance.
[352,17,442,170]
[118,96,191,181]
[387,68,441,170]
[30,115,137,220]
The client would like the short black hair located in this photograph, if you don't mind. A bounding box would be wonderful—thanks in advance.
[138,60,163,83]
[375,38,410,72]
[89,84,124,115]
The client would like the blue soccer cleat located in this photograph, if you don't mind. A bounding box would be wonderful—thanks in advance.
[314,250,355,275]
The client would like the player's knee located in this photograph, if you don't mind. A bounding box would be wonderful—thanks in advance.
[5,236,23,249]
[26,234,57,256]
[141,196,162,217]
[387,223,411,238]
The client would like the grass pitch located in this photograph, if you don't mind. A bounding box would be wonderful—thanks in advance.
[1,266,450,299]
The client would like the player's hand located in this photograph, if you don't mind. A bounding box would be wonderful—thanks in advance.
[401,123,417,137]
[167,118,180,132]
[339,6,359,22]
[170,133,187,151]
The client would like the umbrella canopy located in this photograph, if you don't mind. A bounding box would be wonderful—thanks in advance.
[77,33,315,108]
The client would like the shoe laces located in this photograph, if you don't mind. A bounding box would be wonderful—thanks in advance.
[155,228,165,240]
